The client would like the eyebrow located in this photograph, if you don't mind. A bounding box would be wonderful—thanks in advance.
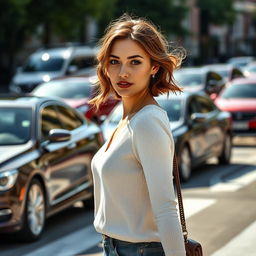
[109,54,144,59]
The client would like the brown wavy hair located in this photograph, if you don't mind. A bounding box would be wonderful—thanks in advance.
[89,14,186,109]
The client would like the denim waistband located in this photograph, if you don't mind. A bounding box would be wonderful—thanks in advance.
[102,234,162,246]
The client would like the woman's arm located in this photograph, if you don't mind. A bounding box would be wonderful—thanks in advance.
[131,111,186,256]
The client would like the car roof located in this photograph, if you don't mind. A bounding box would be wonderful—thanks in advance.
[0,95,65,107]
[50,75,97,83]
[156,91,207,100]
[229,77,256,85]
[204,63,234,70]
[175,67,204,73]
[32,46,97,59]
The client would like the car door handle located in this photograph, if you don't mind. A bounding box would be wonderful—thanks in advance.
[67,142,76,149]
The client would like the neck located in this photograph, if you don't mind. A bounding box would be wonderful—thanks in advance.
[122,90,155,120]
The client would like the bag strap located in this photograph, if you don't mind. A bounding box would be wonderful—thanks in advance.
[173,153,188,242]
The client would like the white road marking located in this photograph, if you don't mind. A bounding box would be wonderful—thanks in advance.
[211,220,256,256]
[210,167,256,192]
[183,198,216,218]
[19,198,214,256]
[24,225,102,256]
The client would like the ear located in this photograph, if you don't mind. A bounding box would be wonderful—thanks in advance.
[150,64,160,76]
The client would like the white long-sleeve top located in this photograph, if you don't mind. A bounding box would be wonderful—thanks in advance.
[91,105,186,256]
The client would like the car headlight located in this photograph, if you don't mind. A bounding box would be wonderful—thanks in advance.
[0,170,18,191]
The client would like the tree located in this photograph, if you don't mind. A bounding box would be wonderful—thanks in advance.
[0,0,116,83]
[113,0,188,37]
[197,0,236,25]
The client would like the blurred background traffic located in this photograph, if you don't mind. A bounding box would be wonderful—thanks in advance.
[0,1,256,256]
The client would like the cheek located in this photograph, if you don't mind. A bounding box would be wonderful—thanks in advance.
[106,66,118,78]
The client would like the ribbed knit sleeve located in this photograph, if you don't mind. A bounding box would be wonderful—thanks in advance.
[131,109,186,256]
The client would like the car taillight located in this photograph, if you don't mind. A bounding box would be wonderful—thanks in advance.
[249,120,256,129]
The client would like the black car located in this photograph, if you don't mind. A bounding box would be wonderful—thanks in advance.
[101,92,232,181]
[0,95,103,241]
[174,67,225,96]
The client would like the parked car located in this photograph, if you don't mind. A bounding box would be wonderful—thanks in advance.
[101,92,232,181]
[243,62,256,77]
[227,56,255,68]
[31,76,119,122]
[204,64,244,83]
[173,67,225,97]
[9,45,98,94]
[0,95,103,241]
[214,78,256,136]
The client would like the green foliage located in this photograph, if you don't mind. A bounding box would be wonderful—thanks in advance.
[198,0,236,25]
[113,0,188,36]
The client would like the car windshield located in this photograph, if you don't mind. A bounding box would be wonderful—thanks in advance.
[156,99,182,121]
[174,72,203,86]
[23,55,64,72]
[221,83,256,99]
[0,108,32,145]
[33,80,92,99]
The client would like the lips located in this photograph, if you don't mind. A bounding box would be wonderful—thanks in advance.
[117,81,133,88]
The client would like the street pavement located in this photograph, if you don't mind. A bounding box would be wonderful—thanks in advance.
[0,137,255,256]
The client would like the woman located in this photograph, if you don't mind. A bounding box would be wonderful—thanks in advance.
[90,14,186,256]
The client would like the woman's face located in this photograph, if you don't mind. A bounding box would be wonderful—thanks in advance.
[106,38,158,99]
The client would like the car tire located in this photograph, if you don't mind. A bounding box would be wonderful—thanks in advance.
[20,178,46,241]
[218,134,232,164]
[179,145,192,182]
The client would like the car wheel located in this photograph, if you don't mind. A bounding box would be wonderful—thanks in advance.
[20,179,46,241]
[218,134,232,164]
[179,145,192,182]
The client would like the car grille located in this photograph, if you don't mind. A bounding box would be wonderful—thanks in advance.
[231,112,256,121]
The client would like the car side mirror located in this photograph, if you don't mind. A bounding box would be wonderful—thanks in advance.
[48,129,71,142]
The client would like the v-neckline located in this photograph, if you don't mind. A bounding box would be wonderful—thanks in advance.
[104,104,165,153]
[104,123,127,153]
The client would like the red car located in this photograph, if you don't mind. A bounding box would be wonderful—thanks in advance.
[214,78,256,136]
[32,76,120,122]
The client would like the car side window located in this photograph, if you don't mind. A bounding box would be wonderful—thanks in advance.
[69,56,96,70]
[56,105,84,131]
[41,105,63,141]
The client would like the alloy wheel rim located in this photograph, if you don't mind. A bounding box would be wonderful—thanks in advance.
[27,184,45,236]
[181,147,191,180]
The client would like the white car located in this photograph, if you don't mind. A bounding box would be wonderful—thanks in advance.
[9,45,97,93]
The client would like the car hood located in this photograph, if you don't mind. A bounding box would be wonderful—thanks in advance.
[215,98,256,112]
[0,142,33,170]
[13,72,62,85]
[183,85,204,92]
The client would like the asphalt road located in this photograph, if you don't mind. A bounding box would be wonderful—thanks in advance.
[0,136,256,256]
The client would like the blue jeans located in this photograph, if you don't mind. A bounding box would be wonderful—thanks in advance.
[102,236,165,256]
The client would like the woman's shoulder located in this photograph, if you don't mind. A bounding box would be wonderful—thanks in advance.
[128,104,170,132]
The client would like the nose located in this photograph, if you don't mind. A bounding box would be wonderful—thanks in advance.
[118,65,129,78]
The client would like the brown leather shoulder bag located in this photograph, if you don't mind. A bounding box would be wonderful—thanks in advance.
[173,154,203,256]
